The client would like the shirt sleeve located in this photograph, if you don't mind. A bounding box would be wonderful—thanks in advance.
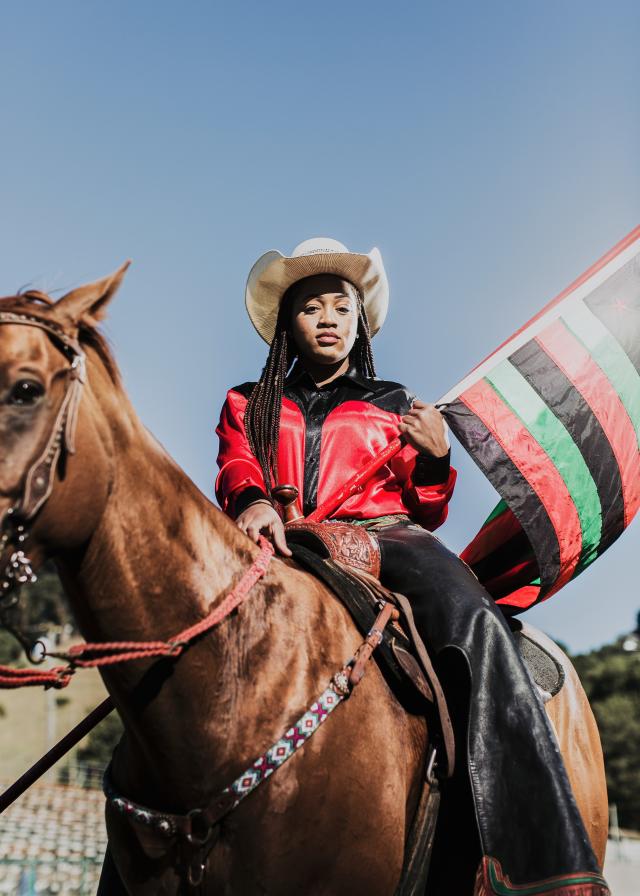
[215,389,269,518]
[389,444,457,531]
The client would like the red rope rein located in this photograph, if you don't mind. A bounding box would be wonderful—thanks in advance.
[0,536,275,689]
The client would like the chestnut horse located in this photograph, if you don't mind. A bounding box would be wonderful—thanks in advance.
[0,266,608,895]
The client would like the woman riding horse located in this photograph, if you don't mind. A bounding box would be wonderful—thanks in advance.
[216,238,610,896]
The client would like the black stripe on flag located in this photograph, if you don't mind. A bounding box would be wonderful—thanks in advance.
[509,339,625,558]
[470,526,536,594]
[584,258,640,376]
[443,398,561,594]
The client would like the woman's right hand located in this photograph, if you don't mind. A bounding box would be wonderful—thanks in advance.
[235,501,292,557]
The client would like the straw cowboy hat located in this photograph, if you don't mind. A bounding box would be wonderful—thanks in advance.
[245,237,390,344]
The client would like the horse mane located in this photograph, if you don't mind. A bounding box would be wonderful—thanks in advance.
[75,324,121,386]
[0,290,121,386]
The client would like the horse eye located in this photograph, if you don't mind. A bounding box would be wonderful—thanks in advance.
[8,380,45,406]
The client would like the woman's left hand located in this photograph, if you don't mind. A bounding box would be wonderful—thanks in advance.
[398,400,450,458]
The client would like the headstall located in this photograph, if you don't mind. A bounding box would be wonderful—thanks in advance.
[0,311,86,610]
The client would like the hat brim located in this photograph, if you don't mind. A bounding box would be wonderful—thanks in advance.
[245,248,389,344]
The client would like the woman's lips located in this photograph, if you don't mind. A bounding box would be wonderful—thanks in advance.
[317,334,340,344]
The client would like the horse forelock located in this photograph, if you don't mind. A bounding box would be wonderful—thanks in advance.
[0,292,121,386]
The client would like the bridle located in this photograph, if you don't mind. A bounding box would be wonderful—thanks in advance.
[0,310,86,607]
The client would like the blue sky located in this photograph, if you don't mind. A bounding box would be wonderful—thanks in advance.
[0,2,638,652]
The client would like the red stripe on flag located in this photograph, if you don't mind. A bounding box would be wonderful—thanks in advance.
[496,584,541,610]
[468,225,640,376]
[460,380,582,591]
[460,505,522,567]
[536,321,640,528]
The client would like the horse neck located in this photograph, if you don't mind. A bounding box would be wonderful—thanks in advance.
[54,352,277,797]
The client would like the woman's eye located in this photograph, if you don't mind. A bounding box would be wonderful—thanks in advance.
[337,306,351,314]
[8,380,45,406]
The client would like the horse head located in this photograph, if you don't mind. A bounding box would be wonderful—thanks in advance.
[0,263,130,596]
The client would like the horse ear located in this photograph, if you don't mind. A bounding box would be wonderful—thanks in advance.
[55,261,131,328]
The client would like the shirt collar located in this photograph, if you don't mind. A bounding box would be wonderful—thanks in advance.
[285,361,372,391]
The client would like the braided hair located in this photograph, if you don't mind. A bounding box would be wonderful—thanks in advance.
[244,280,376,494]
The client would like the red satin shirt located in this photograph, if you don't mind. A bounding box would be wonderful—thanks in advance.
[215,365,456,530]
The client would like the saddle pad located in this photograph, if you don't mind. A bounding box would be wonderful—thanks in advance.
[512,628,565,698]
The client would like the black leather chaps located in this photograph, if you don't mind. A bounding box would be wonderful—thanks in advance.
[376,523,601,886]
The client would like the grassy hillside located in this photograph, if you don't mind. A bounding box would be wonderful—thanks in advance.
[0,669,108,784]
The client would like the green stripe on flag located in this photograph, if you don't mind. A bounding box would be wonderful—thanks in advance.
[486,361,602,567]
[483,499,508,526]
[562,302,640,448]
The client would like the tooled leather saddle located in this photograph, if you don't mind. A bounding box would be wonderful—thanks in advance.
[285,519,451,896]
[285,520,567,756]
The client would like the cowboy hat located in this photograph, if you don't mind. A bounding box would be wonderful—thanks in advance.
[245,237,389,344]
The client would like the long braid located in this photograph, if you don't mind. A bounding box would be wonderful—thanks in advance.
[354,294,377,378]
[244,282,376,495]
[244,324,292,493]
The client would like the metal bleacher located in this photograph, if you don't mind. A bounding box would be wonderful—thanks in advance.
[0,776,107,895]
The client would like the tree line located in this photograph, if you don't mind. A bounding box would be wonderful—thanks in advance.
[572,633,640,830]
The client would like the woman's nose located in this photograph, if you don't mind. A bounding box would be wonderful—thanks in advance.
[318,310,338,327]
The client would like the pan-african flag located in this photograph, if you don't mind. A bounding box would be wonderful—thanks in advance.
[440,226,640,613]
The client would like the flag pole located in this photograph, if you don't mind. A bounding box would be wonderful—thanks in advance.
[305,436,405,522]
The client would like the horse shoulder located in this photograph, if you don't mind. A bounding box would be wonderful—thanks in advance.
[261,560,428,822]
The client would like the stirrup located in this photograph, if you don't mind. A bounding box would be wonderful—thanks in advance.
[473,857,610,896]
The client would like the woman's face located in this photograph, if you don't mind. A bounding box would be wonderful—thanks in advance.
[288,274,359,368]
